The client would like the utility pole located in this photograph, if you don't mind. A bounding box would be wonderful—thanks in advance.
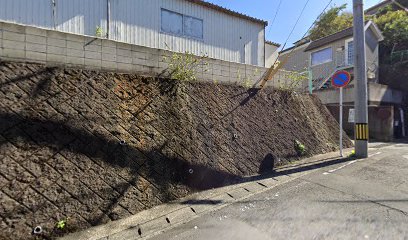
[353,0,368,158]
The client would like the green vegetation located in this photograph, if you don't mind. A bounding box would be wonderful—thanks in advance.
[373,9,408,48]
[308,3,408,50]
[348,149,356,158]
[278,70,308,92]
[294,139,306,156]
[309,4,353,41]
[163,51,209,82]
[56,219,67,230]
[95,26,103,38]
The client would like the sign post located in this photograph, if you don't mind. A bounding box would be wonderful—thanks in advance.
[332,70,351,157]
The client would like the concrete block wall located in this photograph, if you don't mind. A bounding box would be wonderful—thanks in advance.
[0,21,271,86]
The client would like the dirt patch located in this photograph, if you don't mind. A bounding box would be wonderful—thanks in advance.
[0,61,352,239]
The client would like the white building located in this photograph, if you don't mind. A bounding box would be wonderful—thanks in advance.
[265,41,280,68]
[0,0,269,67]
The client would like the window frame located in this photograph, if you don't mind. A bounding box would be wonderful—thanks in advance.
[160,8,204,41]
[160,8,184,36]
[345,38,354,66]
[310,46,333,67]
[183,15,204,40]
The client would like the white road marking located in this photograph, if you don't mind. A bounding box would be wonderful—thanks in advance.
[323,152,382,175]
[403,155,408,160]
[368,152,382,158]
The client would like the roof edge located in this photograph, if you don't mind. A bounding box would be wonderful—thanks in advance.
[185,0,268,25]
[266,40,281,47]
[304,21,383,52]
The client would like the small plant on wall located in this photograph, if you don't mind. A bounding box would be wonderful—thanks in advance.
[294,139,306,156]
[95,26,103,38]
[278,70,308,92]
[162,51,209,82]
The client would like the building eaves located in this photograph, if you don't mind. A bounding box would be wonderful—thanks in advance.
[185,0,268,26]
[304,26,354,52]
[266,40,281,47]
[279,40,310,54]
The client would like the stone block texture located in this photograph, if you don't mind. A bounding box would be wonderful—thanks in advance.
[0,61,352,239]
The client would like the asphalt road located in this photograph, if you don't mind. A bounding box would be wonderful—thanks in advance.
[147,143,408,240]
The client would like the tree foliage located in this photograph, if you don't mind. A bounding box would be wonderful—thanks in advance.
[308,4,353,40]
[373,9,408,48]
[308,3,408,49]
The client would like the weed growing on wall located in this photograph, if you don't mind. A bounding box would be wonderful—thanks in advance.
[294,139,306,156]
[278,70,308,92]
[56,219,67,230]
[163,51,209,82]
[95,26,103,38]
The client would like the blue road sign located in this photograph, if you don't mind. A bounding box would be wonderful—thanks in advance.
[331,70,351,88]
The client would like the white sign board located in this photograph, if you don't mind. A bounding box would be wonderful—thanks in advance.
[348,109,355,123]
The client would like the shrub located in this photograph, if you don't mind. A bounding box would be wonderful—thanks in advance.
[163,51,209,82]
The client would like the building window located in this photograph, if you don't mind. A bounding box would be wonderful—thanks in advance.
[347,40,354,65]
[311,47,332,66]
[184,16,203,39]
[161,9,183,35]
[161,9,203,39]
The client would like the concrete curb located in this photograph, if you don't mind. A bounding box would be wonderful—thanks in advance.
[60,149,354,240]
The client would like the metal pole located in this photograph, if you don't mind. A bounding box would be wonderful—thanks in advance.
[340,87,343,157]
[107,0,111,39]
[400,108,406,137]
[353,0,368,158]
[308,69,313,94]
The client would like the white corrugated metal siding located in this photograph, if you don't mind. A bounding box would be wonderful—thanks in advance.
[0,0,54,28]
[0,0,265,66]
[55,0,107,36]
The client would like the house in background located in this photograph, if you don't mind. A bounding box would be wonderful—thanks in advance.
[280,20,405,141]
[0,0,270,67]
[305,21,383,88]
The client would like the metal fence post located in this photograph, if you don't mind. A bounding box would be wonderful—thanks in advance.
[308,69,313,94]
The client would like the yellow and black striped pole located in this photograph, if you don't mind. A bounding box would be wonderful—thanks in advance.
[355,123,369,141]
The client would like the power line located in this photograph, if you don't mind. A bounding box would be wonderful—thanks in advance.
[280,0,311,51]
[300,0,334,40]
[267,0,283,35]
[260,0,335,85]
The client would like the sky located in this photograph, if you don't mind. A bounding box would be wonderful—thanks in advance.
[206,0,381,48]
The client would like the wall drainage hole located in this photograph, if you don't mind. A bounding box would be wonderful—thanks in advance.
[227,193,234,199]
[138,228,142,236]
[257,182,268,188]
[244,188,251,192]
[190,207,196,213]
[166,217,171,224]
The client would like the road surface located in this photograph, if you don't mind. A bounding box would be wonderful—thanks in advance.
[147,143,408,240]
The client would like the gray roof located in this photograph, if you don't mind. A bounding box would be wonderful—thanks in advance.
[304,26,354,51]
[186,0,268,25]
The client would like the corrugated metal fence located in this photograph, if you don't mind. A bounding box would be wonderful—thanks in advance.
[0,0,264,66]
[0,0,107,36]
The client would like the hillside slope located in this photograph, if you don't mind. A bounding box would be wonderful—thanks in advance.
[0,61,352,239]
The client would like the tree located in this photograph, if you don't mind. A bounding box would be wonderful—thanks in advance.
[308,3,408,50]
[308,4,353,40]
[373,9,408,48]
